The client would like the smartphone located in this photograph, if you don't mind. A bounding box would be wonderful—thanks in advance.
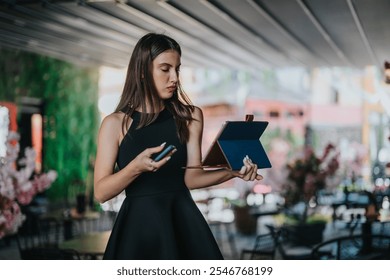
[153,145,176,161]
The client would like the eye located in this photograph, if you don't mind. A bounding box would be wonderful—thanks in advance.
[161,68,169,72]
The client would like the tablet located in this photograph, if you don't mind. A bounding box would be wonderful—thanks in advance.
[200,120,272,170]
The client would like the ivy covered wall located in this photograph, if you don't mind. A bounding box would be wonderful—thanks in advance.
[0,49,100,204]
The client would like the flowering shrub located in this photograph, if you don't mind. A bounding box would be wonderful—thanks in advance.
[0,131,57,238]
[282,143,339,222]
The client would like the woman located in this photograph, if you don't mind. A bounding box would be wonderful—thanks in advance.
[94,33,262,259]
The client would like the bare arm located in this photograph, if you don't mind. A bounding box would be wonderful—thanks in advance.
[94,113,172,203]
[184,107,262,190]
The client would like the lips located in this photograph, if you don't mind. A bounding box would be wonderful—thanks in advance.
[167,86,176,91]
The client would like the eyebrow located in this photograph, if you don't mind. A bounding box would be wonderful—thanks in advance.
[158,63,181,68]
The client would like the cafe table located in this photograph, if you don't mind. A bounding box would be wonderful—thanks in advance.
[42,208,101,240]
[59,230,111,259]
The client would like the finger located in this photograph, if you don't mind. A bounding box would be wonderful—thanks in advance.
[247,156,257,171]
[154,148,177,163]
[246,158,256,172]
[238,156,250,175]
[154,155,172,169]
[146,158,157,172]
[251,170,258,181]
[169,148,177,156]
[243,155,252,169]
[248,158,259,180]
[250,164,258,181]
[244,168,253,179]
[243,157,254,173]
[242,160,257,181]
[242,173,251,181]
[147,142,167,157]
[238,165,247,176]
[256,174,263,180]
[241,169,252,181]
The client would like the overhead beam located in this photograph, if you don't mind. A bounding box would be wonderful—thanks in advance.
[0,20,124,60]
[346,0,378,66]
[39,1,136,45]
[116,1,254,69]
[0,30,122,67]
[246,0,328,66]
[296,0,353,67]
[0,8,132,54]
[156,0,254,69]
[65,1,147,38]
[199,0,281,67]
[86,2,230,69]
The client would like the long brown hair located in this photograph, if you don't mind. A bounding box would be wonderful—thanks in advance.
[115,33,195,143]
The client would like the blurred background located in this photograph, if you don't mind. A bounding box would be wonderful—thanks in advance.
[0,0,389,260]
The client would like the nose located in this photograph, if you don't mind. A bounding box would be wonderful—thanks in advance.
[170,69,178,83]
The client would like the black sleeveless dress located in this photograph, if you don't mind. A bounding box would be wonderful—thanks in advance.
[103,108,223,260]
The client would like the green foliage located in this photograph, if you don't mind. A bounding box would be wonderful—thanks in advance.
[305,213,331,224]
[0,49,99,204]
[273,212,330,226]
[261,127,303,157]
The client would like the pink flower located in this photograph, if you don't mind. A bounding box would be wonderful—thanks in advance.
[0,195,25,237]
[0,132,56,238]
[16,188,35,205]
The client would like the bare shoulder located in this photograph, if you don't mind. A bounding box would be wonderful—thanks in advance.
[191,106,203,121]
[188,106,203,137]
[100,112,124,130]
[99,112,126,142]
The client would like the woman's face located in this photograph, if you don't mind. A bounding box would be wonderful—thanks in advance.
[152,49,181,100]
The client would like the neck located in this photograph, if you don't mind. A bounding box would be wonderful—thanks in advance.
[136,103,165,114]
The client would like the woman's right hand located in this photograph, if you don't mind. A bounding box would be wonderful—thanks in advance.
[231,155,263,181]
[134,143,177,173]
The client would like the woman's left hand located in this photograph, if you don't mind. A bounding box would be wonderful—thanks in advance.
[232,156,263,181]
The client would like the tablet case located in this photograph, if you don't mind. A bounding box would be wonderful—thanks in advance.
[201,114,272,171]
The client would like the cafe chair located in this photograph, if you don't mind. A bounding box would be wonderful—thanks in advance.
[272,225,315,260]
[38,217,61,247]
[209,219,237,259]
[15,216,41,259]
[311,234,390,260]
[15,216,61,259]
[240,232,279,260]
[24,247,81,260]
[16,230,80,260]
[275,240,313,260]
[372,220,390,236]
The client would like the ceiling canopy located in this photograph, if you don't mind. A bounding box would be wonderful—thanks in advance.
[0,0,389,70]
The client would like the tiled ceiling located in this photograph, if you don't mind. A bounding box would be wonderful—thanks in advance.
[0,0,389,70]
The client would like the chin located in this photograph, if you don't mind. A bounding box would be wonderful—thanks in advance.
[161,92,174,99]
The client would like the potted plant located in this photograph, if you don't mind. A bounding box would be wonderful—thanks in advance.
[226,188,259,235]
[230,199,258,235]
[280,143,339,245]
